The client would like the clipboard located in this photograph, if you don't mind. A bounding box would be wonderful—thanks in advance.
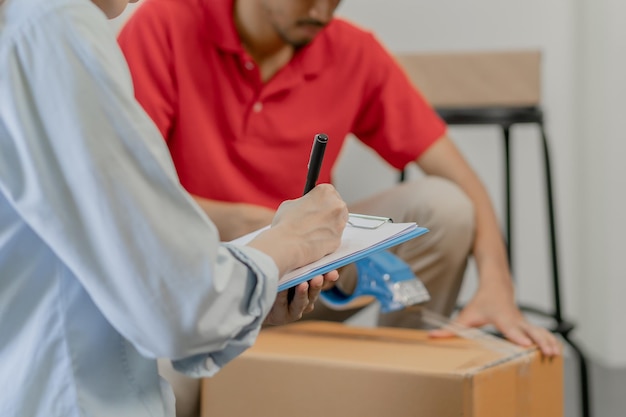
[229,214,429,292]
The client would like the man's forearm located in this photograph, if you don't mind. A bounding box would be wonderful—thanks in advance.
[417,136,513,289]
[464,184,513,289]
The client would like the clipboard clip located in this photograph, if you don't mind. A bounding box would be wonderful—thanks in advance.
[347,213,393,230]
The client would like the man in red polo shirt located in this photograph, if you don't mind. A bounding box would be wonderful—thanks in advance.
[119,0,558,360]
[119,1,559,415]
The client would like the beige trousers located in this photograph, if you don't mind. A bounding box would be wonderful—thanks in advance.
[159,176,476,417]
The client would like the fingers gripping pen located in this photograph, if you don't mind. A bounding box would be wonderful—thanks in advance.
[288,133,329,304]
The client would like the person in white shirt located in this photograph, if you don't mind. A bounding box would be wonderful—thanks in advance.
[0,0,348,416]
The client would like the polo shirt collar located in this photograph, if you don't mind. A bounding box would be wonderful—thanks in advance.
[202,0,332,78]
[202,0,243,53]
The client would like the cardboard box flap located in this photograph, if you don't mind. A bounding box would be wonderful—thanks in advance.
[254,322,533,376]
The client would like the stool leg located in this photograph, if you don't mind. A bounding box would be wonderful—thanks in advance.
[503,125,513,267]
[562,334,592,417]
[539,124,563,322]
[539,123,592,417]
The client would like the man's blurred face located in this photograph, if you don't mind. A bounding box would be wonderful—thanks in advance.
[260,0,341,47]
[91,0,139,19]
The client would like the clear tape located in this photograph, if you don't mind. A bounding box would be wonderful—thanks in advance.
[421,309,526,357]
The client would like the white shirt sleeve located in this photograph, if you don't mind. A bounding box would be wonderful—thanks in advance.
[0,1,278,370]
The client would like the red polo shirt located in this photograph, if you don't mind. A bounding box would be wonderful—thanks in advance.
[118,0,446,209]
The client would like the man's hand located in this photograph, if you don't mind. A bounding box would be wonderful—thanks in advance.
[264,271,339,325]
[429,283,561,356]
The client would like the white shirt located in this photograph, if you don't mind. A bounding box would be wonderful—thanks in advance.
[0,0,279,416]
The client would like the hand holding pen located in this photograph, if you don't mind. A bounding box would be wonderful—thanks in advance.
[247,132,347,319]
[287,133,332,303]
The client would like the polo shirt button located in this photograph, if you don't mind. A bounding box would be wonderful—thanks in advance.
[253,102,263,113]
[244,61,255,70]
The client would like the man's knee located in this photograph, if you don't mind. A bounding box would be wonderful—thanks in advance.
[403,177,475,254]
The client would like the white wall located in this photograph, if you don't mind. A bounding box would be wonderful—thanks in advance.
[574,0,626,367]
[334,0,626,367]
[334,0,582,348]
[335,0,626,367]
[113,0,625,366]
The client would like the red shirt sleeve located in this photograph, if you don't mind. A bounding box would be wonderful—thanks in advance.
[118,2,177,142]
[351,33,447,169]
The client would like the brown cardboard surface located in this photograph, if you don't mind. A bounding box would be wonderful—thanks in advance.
[395,50,542,108]
[201,321,563,417]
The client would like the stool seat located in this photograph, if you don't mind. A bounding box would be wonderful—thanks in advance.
[437,106,543,125]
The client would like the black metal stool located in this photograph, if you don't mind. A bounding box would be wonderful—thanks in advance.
[396,52,592,417]
[441,106,590,417]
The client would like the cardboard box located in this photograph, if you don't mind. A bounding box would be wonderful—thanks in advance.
[201,321,563,417]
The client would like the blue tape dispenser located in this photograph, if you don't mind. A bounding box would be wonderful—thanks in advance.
[319,250,430,314]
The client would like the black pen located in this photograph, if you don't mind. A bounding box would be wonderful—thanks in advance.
[288,133,329,304]
[303,133,328,195]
